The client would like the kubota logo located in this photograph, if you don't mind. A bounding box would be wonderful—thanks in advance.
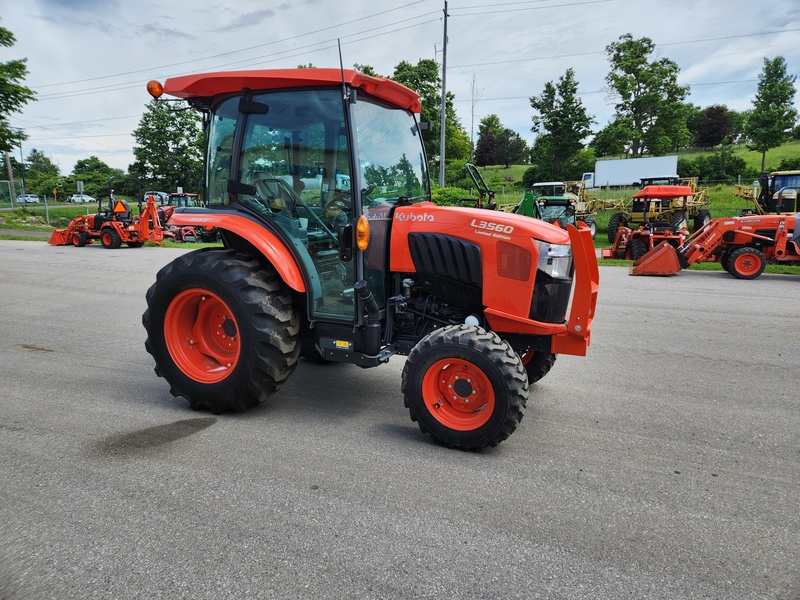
[471,218,514,234]
[396,212,435,222]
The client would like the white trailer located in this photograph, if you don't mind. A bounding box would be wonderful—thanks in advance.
[582,156,678,188]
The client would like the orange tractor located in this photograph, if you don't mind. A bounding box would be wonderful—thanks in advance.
[601,185,692,261]
[141,68,599,450]
[49,177,170,248]
[628,212,800,279]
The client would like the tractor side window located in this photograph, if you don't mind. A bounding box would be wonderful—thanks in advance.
[206,98,238,206]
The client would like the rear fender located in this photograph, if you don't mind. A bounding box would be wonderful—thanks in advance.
[167,212,307,292]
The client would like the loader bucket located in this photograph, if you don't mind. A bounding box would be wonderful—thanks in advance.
[629,241,682,276]
[48,229,69,246]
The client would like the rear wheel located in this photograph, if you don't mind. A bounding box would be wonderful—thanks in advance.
[402,325,528,450]
[728,246,766,280]
[630,238,648,261]
[143,248,300,413]
[101,227,121,249]
[607,212,627,243]
[693,209,711,231]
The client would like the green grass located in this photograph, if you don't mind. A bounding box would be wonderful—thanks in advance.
[676,140,800,173]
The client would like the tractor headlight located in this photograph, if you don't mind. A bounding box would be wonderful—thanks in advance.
[535,241,573,280]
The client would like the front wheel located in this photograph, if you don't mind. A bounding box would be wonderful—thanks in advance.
[630,238,648,261]
[728,246,766,280]
[607,212,627,243]
[143,248,300,413]
[402,325,528,450]
[101,227,121,249]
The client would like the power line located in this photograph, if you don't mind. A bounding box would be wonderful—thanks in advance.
[32,0,431,90]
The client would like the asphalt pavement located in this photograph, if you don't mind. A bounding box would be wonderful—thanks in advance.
[0,240,798,600]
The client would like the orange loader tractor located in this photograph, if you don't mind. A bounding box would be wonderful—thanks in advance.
[140,69,600,450]
[49,177,170,248]
[601,186,691,262]
[629,212,800,279]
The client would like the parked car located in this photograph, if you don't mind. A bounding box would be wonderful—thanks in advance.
[69,194,96,203]
[17,194,40,204]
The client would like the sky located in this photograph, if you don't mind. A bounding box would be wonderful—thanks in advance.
[2,0,799,179]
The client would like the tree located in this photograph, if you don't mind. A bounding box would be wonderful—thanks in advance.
[695,105,733,148]
[494,129,528,168]
[590,118,633,157]
[474,115,503,166]
[0,21,36,154]
[353,63,380,77]
[391,59,470,181]
[129,99,203,192]
[529,68,594,176]
[605,34,689,156]
[744,56,798,172]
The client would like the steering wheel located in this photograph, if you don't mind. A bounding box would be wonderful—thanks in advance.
[324,189,353,212]
[262,177,339,244]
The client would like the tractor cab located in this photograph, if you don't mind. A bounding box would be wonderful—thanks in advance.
[512,182,578,230]
[150,70,429,325]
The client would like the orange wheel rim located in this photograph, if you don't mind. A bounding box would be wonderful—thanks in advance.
[164,288,241,383]
[421,359,495,431]
[734,253,760,276]
[519,349,532,366]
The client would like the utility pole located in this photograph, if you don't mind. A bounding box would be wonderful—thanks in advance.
[438,0,448,188]
[5,152,17,207]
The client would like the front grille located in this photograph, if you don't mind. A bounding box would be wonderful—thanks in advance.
[529,271,572,323]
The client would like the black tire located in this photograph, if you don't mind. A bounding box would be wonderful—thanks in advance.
[401,324,528,450]
[72,232,87,247]
[693,209,711,231]
[607,212,627,243]
[630,238,648,261]
[520,350,556,383]
[582,216,597,239]
[126,241,144,248]
[101,227,121,249]
[670,211,687,230]
[143,248,300,413]
[727,246,766,280]
[719,249,731,273]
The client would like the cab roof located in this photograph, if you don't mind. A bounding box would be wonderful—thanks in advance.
[633,185,694,198]
[162,68,422,113]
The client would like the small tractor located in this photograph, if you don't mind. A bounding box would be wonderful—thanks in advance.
[628,212,800,279]
[503,181,597,239]
[606,180,711,242]
[141,69,599,450]
[601,189,688,262]
[511,182,580,229]
[49,177,169,248]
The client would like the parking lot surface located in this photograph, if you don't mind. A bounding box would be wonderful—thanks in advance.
[1,240,798,599]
